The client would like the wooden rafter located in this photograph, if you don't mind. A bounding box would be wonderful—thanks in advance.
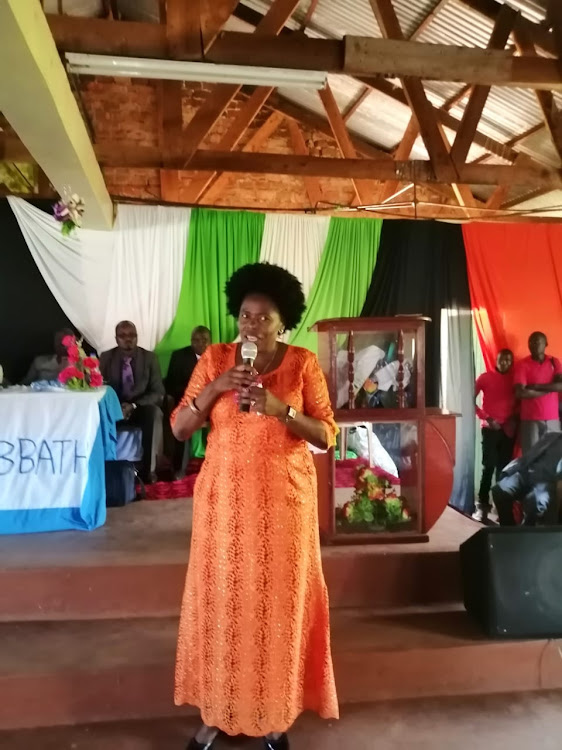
[343,88,371,122]
[47,16,560,90]
[300,0,319,31]
[547,0,562,61]
[450,4,516,167]
[319,84,379,205]
[268,92,392,162]
[164,0,242,56]
[179,0,300,168]
[382,115,419,201]
[287,118,323,208]
[409,0,452,41]
[179,86,275,203]
[200,111,284,204]
[442,84,472,112]
[46,13,524,168]
[458,0,555,57]
[485,184,510,210]
[368,0,457,183]
[345,37,561,90]
[200,1,241,52]
[92,146,562,189]
[358,75,517,164]
[515,24,562,165]
[166,0,202,59]
[157,0,167,24]
[435,121,479,215]
[158,80,183,201]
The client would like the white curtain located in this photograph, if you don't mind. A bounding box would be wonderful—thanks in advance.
[99,204,189,353]
[232,212,330,342]
[8,199,190,355]
[8,196,113,351]
[440,307,476,513]
[259,213,329,299]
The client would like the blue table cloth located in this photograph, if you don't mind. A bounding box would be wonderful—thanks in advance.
[0,386,122,534]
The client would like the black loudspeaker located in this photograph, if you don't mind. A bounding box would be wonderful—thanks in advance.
[460,526,562,639]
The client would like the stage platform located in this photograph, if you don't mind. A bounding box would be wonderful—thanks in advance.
[0,499,475,621]
[2,500,562,730]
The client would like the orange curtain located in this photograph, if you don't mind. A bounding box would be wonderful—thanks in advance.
[463,223,562,370]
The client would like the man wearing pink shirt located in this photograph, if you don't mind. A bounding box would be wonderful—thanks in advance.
[514,332,562,455]
[474,349,516,522]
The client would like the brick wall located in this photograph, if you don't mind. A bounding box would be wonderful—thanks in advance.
[81,78,458,213]
[80,78,368,210]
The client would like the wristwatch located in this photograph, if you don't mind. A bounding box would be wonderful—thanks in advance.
[284,405,297,423]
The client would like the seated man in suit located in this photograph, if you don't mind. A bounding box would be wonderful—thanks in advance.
[165,325,211,474]
[22,327,74,384]
[166,326,211,407]
[100,320,165,484]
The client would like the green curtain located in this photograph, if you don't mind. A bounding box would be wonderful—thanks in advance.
[156,208,264,373]
[290,217,382,353]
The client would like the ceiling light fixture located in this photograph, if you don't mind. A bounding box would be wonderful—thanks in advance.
[65,53,328,90]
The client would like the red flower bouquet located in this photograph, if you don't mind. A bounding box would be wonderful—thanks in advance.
[335,465,414,533]
[58,336,103,391]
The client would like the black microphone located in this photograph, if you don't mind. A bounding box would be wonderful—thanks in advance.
[239,341,258,412]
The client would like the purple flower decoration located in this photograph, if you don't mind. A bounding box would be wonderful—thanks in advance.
[53,201,70,220]
[53,194,85,236]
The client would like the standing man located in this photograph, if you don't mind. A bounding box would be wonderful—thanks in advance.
[100,321,165,483]
[514,331,562,454]
[473,349,516,522]
[165,326,211,475]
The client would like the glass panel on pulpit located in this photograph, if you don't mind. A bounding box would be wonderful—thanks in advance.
[334,421,420,534]
[334,332,418,410]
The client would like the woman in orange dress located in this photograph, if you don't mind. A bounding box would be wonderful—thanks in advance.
[172,263,339,750]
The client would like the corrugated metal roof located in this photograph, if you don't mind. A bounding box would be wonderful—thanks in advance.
[416,0,495,48]
[243,0,382,38]
[507,0,547,24]
[45,0,559,210]
[43,0,103,15]
[517,127,562,168]
[509,189,562,217]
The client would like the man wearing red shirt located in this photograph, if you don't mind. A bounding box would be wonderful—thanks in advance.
[514,331,562,455]
[474,349,516,521]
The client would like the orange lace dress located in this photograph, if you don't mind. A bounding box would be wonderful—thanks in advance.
[171,343,339,737]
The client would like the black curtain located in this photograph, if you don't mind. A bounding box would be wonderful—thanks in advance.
[362,220,470,406]
[0,199,77,384]
[361,220,475,512]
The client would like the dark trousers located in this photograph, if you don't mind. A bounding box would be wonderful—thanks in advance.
[119,404,162,482]
[492,473,559,526]
[478,426,515,507]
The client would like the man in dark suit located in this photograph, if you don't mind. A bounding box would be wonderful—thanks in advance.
[100,320,165,483]
[165,325,211,474]
[165,325,211,407]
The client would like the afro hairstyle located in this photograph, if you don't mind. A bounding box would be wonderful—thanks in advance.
[225,262,306,331]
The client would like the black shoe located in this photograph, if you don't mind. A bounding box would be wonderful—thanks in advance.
[186,738,215,750]
[263,735,289,750]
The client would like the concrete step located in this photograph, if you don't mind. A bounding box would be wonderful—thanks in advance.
[0,501,476,621]
[2,691,562,750]
[2,609,562,730]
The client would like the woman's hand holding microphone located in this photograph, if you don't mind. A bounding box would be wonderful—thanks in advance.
[211,365,286,418]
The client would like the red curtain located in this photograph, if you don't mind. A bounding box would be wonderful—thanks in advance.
[463,223,562,369]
